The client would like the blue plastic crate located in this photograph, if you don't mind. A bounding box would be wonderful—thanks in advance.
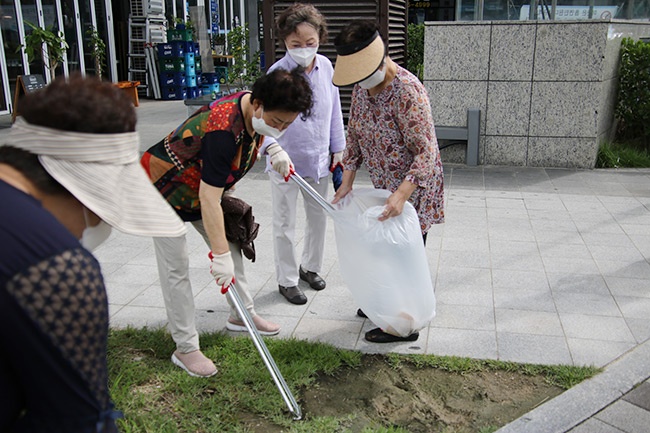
[183,41,200,57]
[161,86,187,100]
[185,63,196,76]
[185,74,197,88]
[201,72,218,84]
[201,83,220,95]
[167,29,193,42]
[184,52,195,67]
[195,56,202,73]
[215,66,228,84]
[187,87,202,99]
[159,57,185,73]
[159,72,186,87]
[156,42,184,58]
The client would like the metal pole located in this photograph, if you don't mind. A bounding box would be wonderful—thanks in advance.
[551,0,557,20]
[529,0,537,20]
[476,0,484,20]
[289,172,336,216]
[226,282,302,420]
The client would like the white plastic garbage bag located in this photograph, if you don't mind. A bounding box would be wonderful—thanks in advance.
[332,188,436,337]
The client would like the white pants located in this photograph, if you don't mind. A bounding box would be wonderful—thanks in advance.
[269,171,329,287]
[153,219,255,353]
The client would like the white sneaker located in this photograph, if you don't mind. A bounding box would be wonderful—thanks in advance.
[226,315,280,336]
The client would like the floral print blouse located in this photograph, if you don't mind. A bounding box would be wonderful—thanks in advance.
[343,64,445,234]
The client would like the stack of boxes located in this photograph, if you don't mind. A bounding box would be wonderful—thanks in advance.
[158,40,186,100]
[183,41,201,99]
[158,27,203,100]
[200,72,220,97]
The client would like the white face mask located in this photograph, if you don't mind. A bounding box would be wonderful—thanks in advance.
[287,46,318,68]
[358,66,387,89]
[81,207,112,251]
[251,107,286,139]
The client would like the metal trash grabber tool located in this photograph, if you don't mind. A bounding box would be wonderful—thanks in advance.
[289,171,336,216]
[219,279,302,420]
[211,170,336,420]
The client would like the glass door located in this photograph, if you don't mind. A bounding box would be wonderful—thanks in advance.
[1,0,124,114]
[40,0,65,79]
[0,18,9,114]
[93,0,114,81]
[61,0,82,73]
[1,0,27,112]
[78,0,94,76]
[20,0,50,77]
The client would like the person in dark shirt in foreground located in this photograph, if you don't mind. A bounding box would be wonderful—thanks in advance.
[0,74,186,432]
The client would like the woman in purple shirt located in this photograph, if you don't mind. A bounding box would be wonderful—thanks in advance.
[261,3,346,305]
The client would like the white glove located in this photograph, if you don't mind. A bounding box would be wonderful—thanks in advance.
[330,151,343,172]
[267,143,293,178]
[210,250,235,288]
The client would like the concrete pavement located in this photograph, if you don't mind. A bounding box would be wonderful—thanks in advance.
[2,99,650,432]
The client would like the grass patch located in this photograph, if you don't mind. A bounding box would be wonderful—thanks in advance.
[597,140,650,168]
[108,327,600,432]
[386,353,600,390]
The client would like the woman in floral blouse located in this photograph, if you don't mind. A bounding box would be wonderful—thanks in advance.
[332,20,444,343]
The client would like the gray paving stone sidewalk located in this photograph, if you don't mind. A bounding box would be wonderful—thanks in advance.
[2,99,649,432]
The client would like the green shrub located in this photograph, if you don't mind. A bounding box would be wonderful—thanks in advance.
[596,141,650,168]
[406,23,424,81]
[615,37,650,150]
[226,25,261,89]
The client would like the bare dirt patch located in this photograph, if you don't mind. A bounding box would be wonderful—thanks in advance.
[243,354,564,433]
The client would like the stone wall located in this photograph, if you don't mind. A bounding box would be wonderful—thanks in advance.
[424,20,650,168]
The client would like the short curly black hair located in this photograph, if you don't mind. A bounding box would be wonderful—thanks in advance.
[251,67,313,119]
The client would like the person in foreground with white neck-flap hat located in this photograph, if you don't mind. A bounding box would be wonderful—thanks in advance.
[0,74,186,432]
[331,20,445,344]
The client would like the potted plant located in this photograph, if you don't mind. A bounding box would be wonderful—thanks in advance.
[19,21,68,82]
[173,16,196,39]
[86,26,106,79]
[212,33,226,55]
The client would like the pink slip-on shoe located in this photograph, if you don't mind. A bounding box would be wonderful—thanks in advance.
[171,350,217,377]
[226,315,280,336]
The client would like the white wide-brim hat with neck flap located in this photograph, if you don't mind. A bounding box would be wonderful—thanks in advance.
[332,30,386,87]
[3,117,187,237]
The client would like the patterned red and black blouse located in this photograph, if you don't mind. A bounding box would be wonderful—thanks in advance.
[141,91,263,221]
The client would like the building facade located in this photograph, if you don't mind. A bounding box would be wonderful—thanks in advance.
[0,0,252,115]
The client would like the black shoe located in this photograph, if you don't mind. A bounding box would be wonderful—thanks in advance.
[357,308,367,318]
[279,285,307,305]
[365,327,419,343]
[299,266,326,290]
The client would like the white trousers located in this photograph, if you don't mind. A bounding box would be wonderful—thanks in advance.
[269,171,329,287]
[153,219,255,353]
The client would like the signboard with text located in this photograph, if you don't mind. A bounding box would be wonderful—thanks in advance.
[520,5,619,20]
[11,75,47,122]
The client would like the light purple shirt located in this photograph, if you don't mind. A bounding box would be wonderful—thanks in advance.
[261,53,346,182]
